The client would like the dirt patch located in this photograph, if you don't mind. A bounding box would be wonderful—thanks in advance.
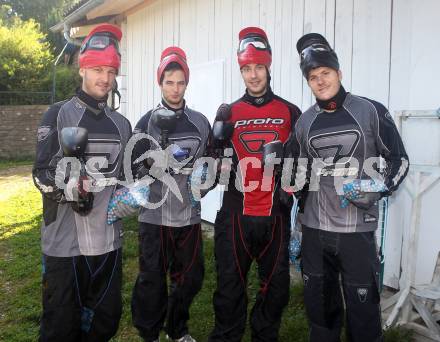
[0,166,33,201]
[0,165,32,178]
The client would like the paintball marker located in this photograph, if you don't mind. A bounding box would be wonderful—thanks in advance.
[60,127,94,215]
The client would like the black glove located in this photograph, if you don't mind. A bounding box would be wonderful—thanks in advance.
[65,173,94,215]
[215,103,232,121]
[279,188,293,208]
[212,103,234,159]
[262,140,283,174]
[212,121,234,146]
[71,192,94,215]
[348,192,382,210]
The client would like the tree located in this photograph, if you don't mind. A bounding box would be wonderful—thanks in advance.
[1,0,64,25]
[0,11,53,91]
[1,0,76,53]
[0,4,17,24]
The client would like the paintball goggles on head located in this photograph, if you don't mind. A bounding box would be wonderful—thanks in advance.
[60,127,94,215]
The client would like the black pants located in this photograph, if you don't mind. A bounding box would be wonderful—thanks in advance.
[39,249,122,342]
[131,223,204,341]
[301,227,383,342]
[209,211,290,342]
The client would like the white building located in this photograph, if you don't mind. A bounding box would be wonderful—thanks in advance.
[53,0,440,291]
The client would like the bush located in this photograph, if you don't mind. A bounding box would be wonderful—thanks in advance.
[43,64,81,102]
[0,14,53,91]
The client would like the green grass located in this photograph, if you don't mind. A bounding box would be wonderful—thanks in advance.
[110,222,309,342]
[0,166,414,342]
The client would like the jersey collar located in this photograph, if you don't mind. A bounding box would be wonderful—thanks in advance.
[242,86,274,107]
[76,88,108,112]
[316,85,347,111]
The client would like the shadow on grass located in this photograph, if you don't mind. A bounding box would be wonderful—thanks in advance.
[0,216,43,240]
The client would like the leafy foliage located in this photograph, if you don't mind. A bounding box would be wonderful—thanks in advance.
[41,64,82,102]
[0,6,79,102]
[1,0,76,53]
[0,11,53,91]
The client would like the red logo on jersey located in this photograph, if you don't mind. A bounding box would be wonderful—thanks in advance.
[238,131,279,153]
[328,101,337,110]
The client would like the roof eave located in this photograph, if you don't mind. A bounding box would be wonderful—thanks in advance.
[50,0,106,32]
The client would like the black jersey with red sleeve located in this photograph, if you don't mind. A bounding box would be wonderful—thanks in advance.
[221,88,301,216]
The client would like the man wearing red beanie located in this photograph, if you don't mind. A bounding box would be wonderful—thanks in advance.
[130,46,211,342]
[208,27,301,342]
[33,23,132,341]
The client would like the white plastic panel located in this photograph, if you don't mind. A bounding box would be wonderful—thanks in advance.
[185,60,225,223]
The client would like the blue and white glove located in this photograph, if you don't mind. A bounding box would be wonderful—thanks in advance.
[187,163,209,207]
[339,179,387,210]
[289,234,301,272]
[107,181,150,224]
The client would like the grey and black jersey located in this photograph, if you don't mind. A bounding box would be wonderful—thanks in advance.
[33,96,132,256]
[293,93,409,233]
[132,103,211,227]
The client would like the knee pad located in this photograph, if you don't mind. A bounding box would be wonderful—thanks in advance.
[40,304,81,341]
[177,271,204,298]
[302,272,343,329]
[343,281,382,341]
[266,271,290,299]
[259,271,290,318]
[133,271,167,303]
[345,283,378,305]
[216,273,246,298]
[343,270,380,307]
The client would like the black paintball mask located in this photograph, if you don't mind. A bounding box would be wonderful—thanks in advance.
[296,33,339,79]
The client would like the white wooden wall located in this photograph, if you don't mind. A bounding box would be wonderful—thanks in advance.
[122,0,440,120]
[385,0,440,288]
[117,20,128,117]
[119,0,440,288]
